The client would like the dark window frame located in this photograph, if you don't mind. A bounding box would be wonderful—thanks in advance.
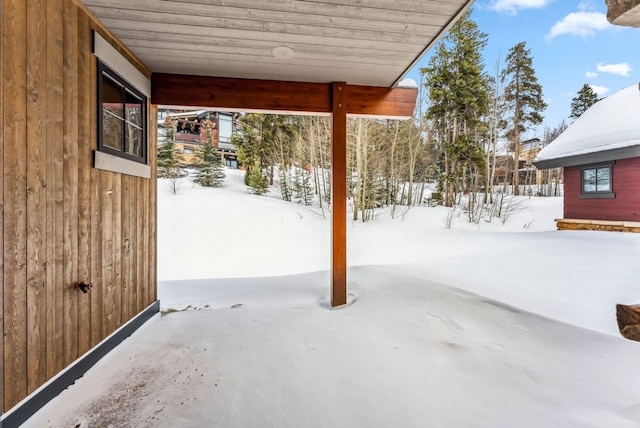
[97,60,148,164]
[579,162,615,199]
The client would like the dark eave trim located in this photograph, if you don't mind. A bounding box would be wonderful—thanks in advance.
[533,145,640,169]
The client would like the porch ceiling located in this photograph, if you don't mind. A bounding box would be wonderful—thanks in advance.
[81,0,473,87]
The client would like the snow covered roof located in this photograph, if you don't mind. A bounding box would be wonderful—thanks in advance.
[534,83,640,169]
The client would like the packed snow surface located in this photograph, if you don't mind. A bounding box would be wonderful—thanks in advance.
[22,170,640,428]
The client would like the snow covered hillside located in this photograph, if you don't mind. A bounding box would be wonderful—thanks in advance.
[159,169,639,336]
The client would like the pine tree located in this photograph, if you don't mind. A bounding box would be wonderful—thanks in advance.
[300,170,313,205]
[278,166,292,201]
[501,41,547,196]
[569,84,599,120]
[193,141,225,187]
[421,10,489,206]
[232,113,297,187]
[246,159,268,195]
[157,141,184,179]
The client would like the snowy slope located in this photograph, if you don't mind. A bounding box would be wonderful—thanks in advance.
[158,170,639,336]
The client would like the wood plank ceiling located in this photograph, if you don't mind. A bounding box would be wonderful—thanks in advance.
[81,0,474,87]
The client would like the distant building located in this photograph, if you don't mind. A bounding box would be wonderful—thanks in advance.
[160,109,240,168]
[534,83,640,232]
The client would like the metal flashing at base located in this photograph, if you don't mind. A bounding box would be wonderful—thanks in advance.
[1,300,160,428]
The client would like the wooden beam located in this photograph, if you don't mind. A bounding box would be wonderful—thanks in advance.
[151,73,417,118]
[345,85,418,118]
[331,82,347,307]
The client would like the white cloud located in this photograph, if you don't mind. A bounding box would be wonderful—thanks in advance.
[486,0,554,14]
[589,85,609,96]
[585,71,598,78]
[561,92,574,97]
[546,11,610,38]
[596,62,633,77]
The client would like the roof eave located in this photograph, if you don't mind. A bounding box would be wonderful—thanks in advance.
[533,145,640,169]
[391,0,475,87]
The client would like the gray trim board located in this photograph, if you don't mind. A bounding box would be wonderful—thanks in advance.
[579,192,616,199]
[1,300,160,428]
[533,145,640,169]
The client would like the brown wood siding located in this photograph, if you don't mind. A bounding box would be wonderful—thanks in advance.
[0,0,4,413]
[564,158,640,222]
[1,0,156,413]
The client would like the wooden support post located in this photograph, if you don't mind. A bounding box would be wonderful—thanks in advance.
[331,82,347,307]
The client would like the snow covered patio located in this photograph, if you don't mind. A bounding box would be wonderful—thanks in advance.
[22,266,640,427]
[21,173,640,427]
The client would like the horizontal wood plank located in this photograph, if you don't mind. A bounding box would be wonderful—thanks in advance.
[86,5,443,38]
[84,0,459,27]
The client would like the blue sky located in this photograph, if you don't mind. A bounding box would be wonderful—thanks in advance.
[406,0,640,138]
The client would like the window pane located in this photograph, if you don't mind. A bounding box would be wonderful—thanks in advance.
[99,61,147,163]
[596,167,611,192]
[124,90,144,157]
[103,74,124,120]
[103,110,124,150]
[582,169,596,192]
[219,114,233,142]
[125,124,143,157]
[125,89,143,128]
[102,74,124,150]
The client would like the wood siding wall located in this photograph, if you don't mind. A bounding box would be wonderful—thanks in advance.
[1,0,157,413]
[564,158,640,222]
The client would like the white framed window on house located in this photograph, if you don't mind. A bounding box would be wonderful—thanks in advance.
[93,32,151,178]
[219,113,233,143]
[580,163,614,199]
[98,61,147,164]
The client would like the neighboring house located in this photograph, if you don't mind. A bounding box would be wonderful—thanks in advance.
[163,110,239,168]
[534,83,640,232]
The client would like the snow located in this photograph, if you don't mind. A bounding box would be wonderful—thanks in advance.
[535,83,640,162]
[21,170,640,427]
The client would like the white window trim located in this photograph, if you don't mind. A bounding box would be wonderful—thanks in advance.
[95,151,151,178]
[93,32,151,178]
[93,33,150,97]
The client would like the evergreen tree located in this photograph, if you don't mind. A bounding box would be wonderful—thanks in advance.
[232,113,297,186]
[570,84,599,120]
[246,159,268,195]
[293,167,313,205]
[278,166,292,201]
[501,41,547,195]
[193,141,225,187]
[421,10,489,206]
[157,141,185,179]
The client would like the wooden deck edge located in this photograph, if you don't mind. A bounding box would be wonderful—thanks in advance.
[0,300,160,428]
[556,218,640,233]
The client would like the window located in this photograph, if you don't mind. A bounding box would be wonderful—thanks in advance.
[580,164,614,199]
[98,61,147,164]
[219,114,233,143]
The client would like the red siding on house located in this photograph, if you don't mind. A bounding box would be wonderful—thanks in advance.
[564,157,640,221]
